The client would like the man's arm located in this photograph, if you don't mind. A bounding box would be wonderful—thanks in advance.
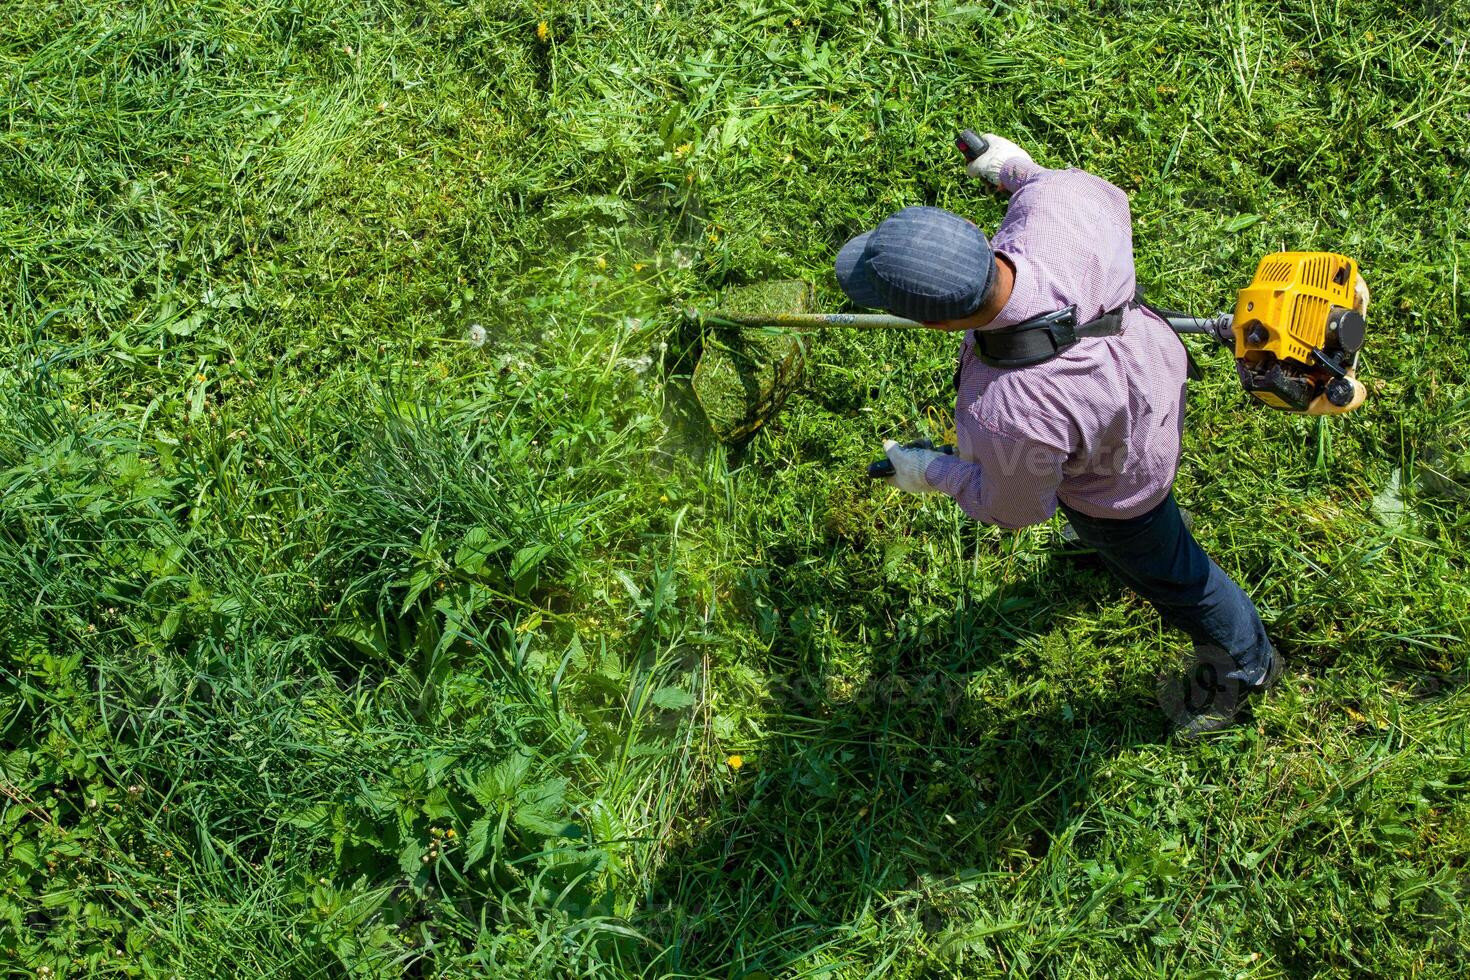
[922,430,1067,530]
[996,156,1046,194]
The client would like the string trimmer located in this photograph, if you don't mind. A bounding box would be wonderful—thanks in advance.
[688,251,1368,446]
[685,132,1368,445]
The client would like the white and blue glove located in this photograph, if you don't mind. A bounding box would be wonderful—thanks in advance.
[881,439,943,494]
[963,133,1032,186]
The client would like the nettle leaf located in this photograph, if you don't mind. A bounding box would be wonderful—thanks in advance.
[0,749,29,781]
[424,753,454,786]
[10,839,38,870]
[466,754,533,808]
[651,685,696,710]
[52,839,83,858]
[398,838,427,877]
[284,804,333,830]
[401,564,438,615]
[464,815,496,869]
[511,543,553,595]
[210,593,243,619]
[455,527,510,573]
[160,606,184,641]
[422,788,454,821]
[513,778,569,837]
[613,570,642,603]
[331,619,389,659]
[586,801,626,871]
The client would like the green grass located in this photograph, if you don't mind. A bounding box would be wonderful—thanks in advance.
[3,0,1470,975]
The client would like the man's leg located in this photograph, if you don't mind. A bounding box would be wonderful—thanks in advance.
[1059,492,1275,684]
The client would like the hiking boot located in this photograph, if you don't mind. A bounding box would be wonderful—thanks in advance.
[1241,645,1284,693]
[1157,644,1282,739]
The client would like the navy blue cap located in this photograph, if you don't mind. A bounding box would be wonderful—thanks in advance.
[834,206,995,322]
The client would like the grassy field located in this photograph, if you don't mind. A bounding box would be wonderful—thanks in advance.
[3,0,1470,975]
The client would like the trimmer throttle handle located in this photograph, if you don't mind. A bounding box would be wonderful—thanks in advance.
[866,440,955,479]
[955,130,989,163]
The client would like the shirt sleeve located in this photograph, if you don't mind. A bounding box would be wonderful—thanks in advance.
[923,429,1066,530]
[998,156,1048,194]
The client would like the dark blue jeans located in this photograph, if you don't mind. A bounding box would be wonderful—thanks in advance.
[1060,492,1274,683]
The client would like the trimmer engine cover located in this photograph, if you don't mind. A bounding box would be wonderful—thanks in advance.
[1231,252,1364,411]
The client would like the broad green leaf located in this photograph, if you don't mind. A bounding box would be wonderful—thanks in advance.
[10,840,38,870]
[651,685,696,710]
[284,805,332,830]
[455,527,509,573]
[464,816,495,869]
[511,543,553,594]
[401,564,437,614]
[1223,213,1261,232]
[331,619,389,659]
[160,606,184,641]
[467,754,532,807]
[1371,468,1410,529]
[514,778,568,837]
[398,838,427,877]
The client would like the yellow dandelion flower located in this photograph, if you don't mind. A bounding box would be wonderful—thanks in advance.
[195,373,206,382]
[726,755,744,770]
[536,20,550,42]
[633,262,646,272]
[1057,56,1067,66]
[707,232,719,244]
[595,255,607,269]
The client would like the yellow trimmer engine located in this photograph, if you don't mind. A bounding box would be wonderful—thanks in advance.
[1230,252,1367,412]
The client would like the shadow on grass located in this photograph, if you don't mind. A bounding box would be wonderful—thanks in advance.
[638,551,1172,974]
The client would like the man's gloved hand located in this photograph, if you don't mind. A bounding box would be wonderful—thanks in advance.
[963,133,1032,187]
[881,439,943,494]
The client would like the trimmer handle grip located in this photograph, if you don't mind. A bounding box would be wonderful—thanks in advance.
[866,440,954,479]
[955,130,989,163]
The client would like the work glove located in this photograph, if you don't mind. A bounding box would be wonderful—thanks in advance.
[1303,271,1370,416]
[881,439,943,494]
[963,133,1032,187]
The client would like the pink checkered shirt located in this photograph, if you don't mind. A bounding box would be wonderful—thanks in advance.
[923,158,1189,528]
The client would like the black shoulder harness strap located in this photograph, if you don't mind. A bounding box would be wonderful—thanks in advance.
[969,300,1133,369]
[968,287,1202,379]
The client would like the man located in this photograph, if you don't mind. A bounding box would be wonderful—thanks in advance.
[835,134,1282,734]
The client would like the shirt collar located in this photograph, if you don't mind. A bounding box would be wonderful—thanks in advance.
[978,249,1038,331]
